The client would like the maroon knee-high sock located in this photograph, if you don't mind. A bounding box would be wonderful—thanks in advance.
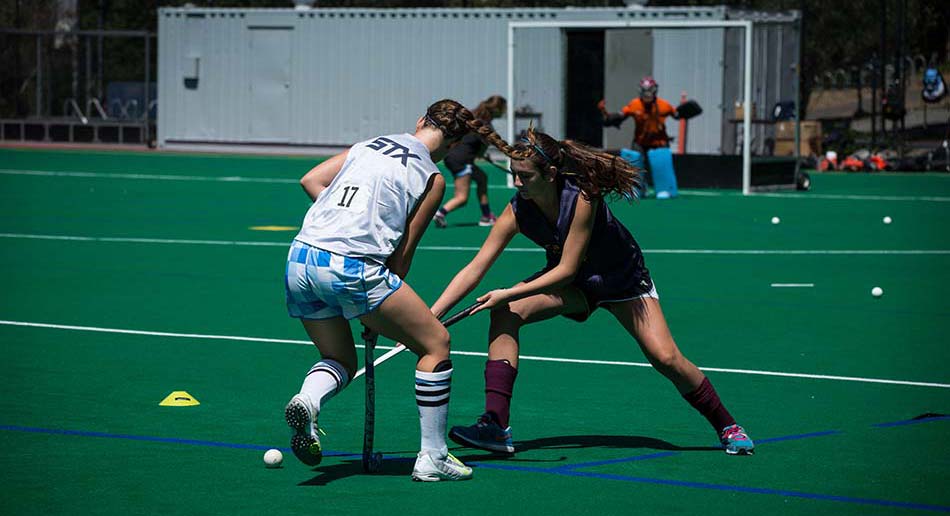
[484,360,518,428]
[682,377,736,434]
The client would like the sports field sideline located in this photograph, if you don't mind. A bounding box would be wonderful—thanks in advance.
[0,146,947,515]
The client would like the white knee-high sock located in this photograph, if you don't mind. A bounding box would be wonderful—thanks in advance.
[415,368,452,453]
[299,359,349,414]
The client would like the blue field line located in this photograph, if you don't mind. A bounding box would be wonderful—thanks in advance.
[551,429,842,471]
[872,415,950,428]
[550,451,679,471]
[755,429,843,444]
[3,422,948,511]
[0,424,358,457]
[0,424,950,512]
[544,420,939,473]
[470,463,950,513]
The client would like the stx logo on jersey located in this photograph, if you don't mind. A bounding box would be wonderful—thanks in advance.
[366,137,421,166]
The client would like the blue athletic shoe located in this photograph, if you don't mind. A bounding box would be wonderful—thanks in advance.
[721,424,755,455]
[449,414,515,454]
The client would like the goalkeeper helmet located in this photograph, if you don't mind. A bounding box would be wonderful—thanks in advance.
[639,76,658,101]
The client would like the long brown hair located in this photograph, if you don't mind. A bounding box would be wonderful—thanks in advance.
[422,98,511,152]
[490,128,643,200]
[472,95,507,122]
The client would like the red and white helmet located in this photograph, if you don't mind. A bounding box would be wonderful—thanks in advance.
[639,76,658,94]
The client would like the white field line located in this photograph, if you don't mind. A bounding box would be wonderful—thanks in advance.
[1,319,947,389]
[675,190,725,196]
[0,232,290,247]
[3,168,949,199]
[0,169,299,184]
[644,249,950,255]
[771,283,815,287]
[753,192,950,202]
[678,189,950,202]
[2,232,949,255]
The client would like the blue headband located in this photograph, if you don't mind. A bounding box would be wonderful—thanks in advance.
[424,114,447,134]
[520,136,556,165]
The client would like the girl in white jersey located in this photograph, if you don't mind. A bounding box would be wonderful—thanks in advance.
[284,99,509,482]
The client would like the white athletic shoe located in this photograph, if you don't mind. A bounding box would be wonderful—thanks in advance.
[411,449,473,482]
[285,394,322,466]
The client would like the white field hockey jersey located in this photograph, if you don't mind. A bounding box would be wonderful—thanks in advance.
[294,133,440,264]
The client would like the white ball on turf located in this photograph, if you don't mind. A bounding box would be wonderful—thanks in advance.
[771,216,780,224]
[263,448,283,468]
[883,216,892,224]
[871,287,883,298]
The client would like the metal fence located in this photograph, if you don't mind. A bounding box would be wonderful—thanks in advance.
[0,28,156,144]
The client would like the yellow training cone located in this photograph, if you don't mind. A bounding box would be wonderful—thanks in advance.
[249,226,298,231]
[159,391,200,407]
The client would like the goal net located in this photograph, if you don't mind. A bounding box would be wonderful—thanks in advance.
[505,19,801,194]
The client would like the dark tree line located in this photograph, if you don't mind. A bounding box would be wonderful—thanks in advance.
[1,0,947,118]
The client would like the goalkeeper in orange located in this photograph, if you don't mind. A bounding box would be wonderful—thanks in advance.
[599,76,700,199]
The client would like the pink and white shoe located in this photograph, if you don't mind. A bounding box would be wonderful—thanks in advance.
[478,213,497,227]
[720,424,755,455]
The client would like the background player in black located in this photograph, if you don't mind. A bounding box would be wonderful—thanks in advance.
[434,95,507,228]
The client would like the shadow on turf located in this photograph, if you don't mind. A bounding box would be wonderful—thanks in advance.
[518,434,719,453]
[298,435,718,485]
[299,458,411,486]
[451,434,719,464]
[297,451,565,486]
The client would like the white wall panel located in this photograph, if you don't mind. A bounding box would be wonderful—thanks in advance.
[158,6,796,154]
[654,28,724,153]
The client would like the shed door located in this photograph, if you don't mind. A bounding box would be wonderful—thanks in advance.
[565,30,604,147]
[248,27,292,142]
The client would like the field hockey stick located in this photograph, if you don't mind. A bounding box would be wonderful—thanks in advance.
[352,300,484,380]
[358,302,482,473]
[361,325,381,473]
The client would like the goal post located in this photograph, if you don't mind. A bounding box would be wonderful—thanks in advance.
[505,19,757,195]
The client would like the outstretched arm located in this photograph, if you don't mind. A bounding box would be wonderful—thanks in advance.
[299,150,349,201]
[598,99,628,128]
[429,204,518,319]
[472,196,597,314]
[386,173,446,279]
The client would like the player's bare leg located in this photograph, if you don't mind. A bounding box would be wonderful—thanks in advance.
[606,298,703,393]
[472,167,495,226]
[434,175,472,228]
[361,283,473,480]
[607,297,754,454]
[286,316,356,466]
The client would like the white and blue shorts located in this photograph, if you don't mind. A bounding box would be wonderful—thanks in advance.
[285,240,402,320]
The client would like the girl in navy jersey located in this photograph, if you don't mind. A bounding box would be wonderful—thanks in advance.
[430,128,754,456]
[433,95,506,228]
[284,99,511,482]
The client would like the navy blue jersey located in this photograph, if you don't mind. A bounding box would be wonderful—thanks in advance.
[444,131,488,173]
[511,177,652,306]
